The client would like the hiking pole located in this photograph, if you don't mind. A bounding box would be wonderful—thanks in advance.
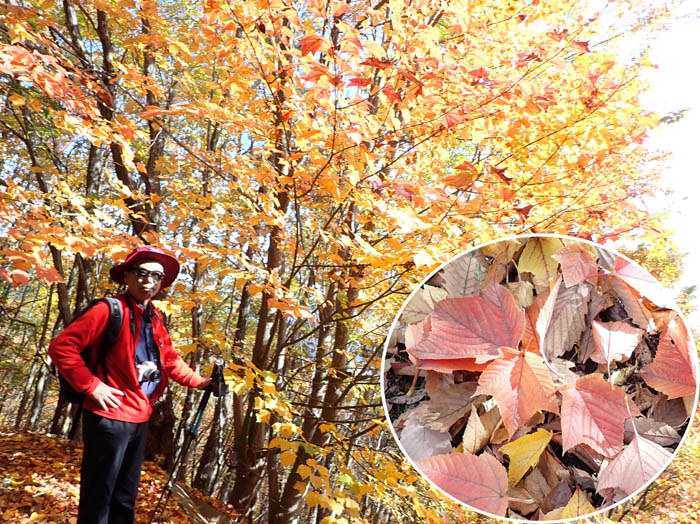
[149,362,227,524]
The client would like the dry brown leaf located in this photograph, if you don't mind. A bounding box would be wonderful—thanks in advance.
[413,382,480,431]
[462,405,491,454]
[440,251,488,297]
[399,410,453,461]
[400,284,448,324]
[542,281,590,359]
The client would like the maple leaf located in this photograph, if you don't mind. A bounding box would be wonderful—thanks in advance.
[590,320,644,367]
[640,320,697,399]
[597,433,673,500]
[475,348,558,437]
[407,281,524,365]
[299,35,325,56]
[417,452,509,516]
[500,428,553,486]
[559,374,641,457]
[552,243,598,288]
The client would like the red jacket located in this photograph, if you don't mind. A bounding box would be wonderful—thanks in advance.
[48,294,205,423]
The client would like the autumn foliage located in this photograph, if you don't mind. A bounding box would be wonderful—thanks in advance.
[0,0,693,522]
[385,236,698,519]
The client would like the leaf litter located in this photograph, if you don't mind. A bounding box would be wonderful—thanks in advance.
[0,431,240,524]
[383,236,699,520]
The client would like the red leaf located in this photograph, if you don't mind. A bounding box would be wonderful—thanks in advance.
[572,40,590,53]
[597,434,673,499]
[394,183,415,202]
[484,163,512,184]
[347,76,372,87]
[361,57,392,70]
[299,35,325,56]
[417,452,508,516]
[552,244,597,288]
[590,320,643,366]
[407,281,525,364]
[640,320,698,399]
[560,374,641,457]
[475,348,558,437]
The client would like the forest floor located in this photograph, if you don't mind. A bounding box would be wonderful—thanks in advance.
[0,416,699,524]
[0,431,240,524]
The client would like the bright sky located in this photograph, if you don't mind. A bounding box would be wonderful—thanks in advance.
[639,11,700,331]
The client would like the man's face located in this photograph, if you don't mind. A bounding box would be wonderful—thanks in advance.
[123,260,165,304]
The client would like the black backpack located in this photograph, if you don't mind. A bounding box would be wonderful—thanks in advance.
[56,297,123,404]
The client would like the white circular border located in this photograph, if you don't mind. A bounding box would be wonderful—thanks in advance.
[379,233,700,523]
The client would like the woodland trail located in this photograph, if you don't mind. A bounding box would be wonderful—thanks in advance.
[0,431,240,524]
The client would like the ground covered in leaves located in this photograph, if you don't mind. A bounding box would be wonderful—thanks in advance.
[0,431,239,524]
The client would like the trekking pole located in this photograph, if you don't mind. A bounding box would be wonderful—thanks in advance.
[149,362,227,524]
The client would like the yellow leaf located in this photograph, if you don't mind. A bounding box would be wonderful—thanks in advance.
[500,428,553,486]
[517,237,565,282]
[280,449,297,467]
[9,93,25,106]
[305,491,323,507]
[297,464,313,479]
[561,488,595,518]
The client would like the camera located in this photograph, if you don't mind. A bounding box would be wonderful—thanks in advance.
[136,361,162,383]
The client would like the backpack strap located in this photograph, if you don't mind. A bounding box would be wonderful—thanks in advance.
[94,297,124,382]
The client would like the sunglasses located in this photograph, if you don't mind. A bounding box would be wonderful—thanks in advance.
[129,268,166,282]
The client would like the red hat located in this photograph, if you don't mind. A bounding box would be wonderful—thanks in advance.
[110,246,180,289]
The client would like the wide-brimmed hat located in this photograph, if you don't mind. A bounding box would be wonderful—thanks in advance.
[109,245,180,289]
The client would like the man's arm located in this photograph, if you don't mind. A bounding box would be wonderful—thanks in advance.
[48,302,125,409]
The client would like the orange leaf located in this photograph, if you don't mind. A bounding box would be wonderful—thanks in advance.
[299,35,325,56]
[475,348,558,437]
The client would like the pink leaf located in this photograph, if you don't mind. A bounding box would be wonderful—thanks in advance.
[417,452,509,516]
[612,256,677,310]
[475,348,558,437]
[399,411,453,462]
[407,281,525,364]
[552,244,597,288]
[590,320,643,366]
[560,374,641,457]
[597,434,673,499]
[640,320,698,399]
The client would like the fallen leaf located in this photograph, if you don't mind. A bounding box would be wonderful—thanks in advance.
[500,428,553,486]
[399,411,453,462]
[624,417,681,447]
[560,374,641,457]
[560,488,595,518]
[590,320,643,367]
[413,382,480,431]
[462,405,492,454]
[611,277,653,330]
[417,452,509,516]
[401,285,448,324]
[541,281,590,360]
[476,348,559,437]
[408,282,524,364]
[552,243,598,288]
[440,251,488,297]
[612,256,677,310]
[507,280,535,308]
[518,237,565,282]
[640,320,698,399]
[597,434,673,500]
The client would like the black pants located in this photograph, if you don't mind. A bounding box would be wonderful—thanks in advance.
[78,410,149,524]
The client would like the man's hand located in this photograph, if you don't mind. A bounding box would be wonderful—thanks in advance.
[90,382,125,411]
[197,377,212,391]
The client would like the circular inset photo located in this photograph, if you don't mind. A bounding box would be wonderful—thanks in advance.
[381,234,698,521]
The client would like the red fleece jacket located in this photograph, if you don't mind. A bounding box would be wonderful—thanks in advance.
[48,294,205,423]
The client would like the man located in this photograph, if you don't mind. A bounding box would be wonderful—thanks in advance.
[49,245,211,524]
